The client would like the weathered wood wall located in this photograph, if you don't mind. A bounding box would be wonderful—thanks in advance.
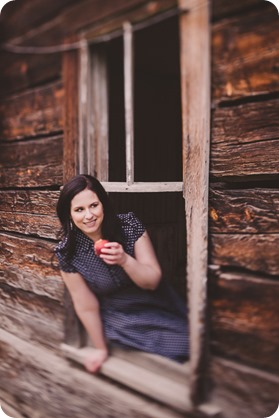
[209,1,279,416]
[0,1,189,418]
[0,0,279,417]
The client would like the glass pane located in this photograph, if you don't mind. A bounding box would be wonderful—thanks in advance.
[134,16,182,182]
[107,36,126,182]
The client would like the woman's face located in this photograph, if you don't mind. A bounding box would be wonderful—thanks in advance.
[70,188,104,241]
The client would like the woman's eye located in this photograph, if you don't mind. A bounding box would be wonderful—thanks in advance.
[91,203,98,208]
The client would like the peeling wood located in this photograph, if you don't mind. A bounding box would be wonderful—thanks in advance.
[209,187,279,233]
[209,269,279,373]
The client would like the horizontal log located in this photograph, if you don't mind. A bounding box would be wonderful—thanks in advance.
[210,138,279,178]
[212,99,279,145]
[210,356,279,418]
[210,234,279,275]
[0,0,171,96]
[0,282,64,350]
[209,269,279,373]
[0,190,59,215]
[0,0,78,42]
[0,190,60,238]
[0,232,63,301]
[0,212,60,239]
[212,4,279,102]
[212,0,263,20]
[0,136,63,187]
[0,329,184,418]
[209,187,279,233]
[0,51,61,98]
[0,81,64,140]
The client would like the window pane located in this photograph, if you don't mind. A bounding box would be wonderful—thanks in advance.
[134,16,182,182]
[107,36,126,182]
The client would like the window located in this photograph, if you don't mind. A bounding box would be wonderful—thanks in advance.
[62,0,211,413]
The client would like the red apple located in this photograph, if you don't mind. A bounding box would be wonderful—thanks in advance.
[94,239,109,256]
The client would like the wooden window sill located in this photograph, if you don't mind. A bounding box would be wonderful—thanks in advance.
[61,343,190,413]
[60,344,221,417]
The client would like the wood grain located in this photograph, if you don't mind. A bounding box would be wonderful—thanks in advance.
[0,232,63,301]
[0,283,64,350]
[212,0,264,20]
[211,98,279,178]
[209,269,279,373]
[0,190,60,238]
[0,190,59,215]
[210,233,279,275]
[212,99,279,145]
[0,82,64,140]
[210,356,279,418]
[0,52,62,98]
[211,139,279,178]
[62,41,79,182]
[0,329,184,418]
[0,136,63,187]
[209,187,279,233]
[212,4,279,102]
[179,0,211,403]
[0,0,78,42]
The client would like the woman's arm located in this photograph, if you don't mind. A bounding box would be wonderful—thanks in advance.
[60,270,108,372]
[100,231,162,290]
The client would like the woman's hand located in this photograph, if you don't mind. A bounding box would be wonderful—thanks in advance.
[100,242,128,266]
[84,348,108,373]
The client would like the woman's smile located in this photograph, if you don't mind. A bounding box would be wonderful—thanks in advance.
[70,188,104,241]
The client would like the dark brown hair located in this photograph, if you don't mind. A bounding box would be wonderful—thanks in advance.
[56,174,124,259]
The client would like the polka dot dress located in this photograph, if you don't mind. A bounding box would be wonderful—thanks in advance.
[55,212,189,362]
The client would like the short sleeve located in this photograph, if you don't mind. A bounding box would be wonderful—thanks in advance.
[119,212,145,245]
[55,240,77,273]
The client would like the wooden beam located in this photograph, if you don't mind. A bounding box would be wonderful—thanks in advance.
[123,22,134,185]
[62,38,79,182]
[179,0,211,404]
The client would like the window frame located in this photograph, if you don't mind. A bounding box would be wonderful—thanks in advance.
[62,0,211,411]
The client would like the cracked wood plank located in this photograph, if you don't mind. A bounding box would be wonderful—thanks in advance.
[209,269,279,373]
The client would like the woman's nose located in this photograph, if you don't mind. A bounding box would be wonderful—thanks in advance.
[84,208,94,219]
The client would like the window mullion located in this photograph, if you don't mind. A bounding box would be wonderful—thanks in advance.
[123,22,134,186]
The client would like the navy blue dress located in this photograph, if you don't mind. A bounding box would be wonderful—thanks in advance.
[55,212,189,362]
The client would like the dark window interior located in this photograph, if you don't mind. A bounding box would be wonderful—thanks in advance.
[99,16,186,299]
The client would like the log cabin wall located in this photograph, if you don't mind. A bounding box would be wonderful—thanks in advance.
[0,2,188,418]
[0,0,278,417]
[209,1,279,417]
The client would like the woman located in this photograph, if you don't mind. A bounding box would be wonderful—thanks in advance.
[55,174,189,373]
